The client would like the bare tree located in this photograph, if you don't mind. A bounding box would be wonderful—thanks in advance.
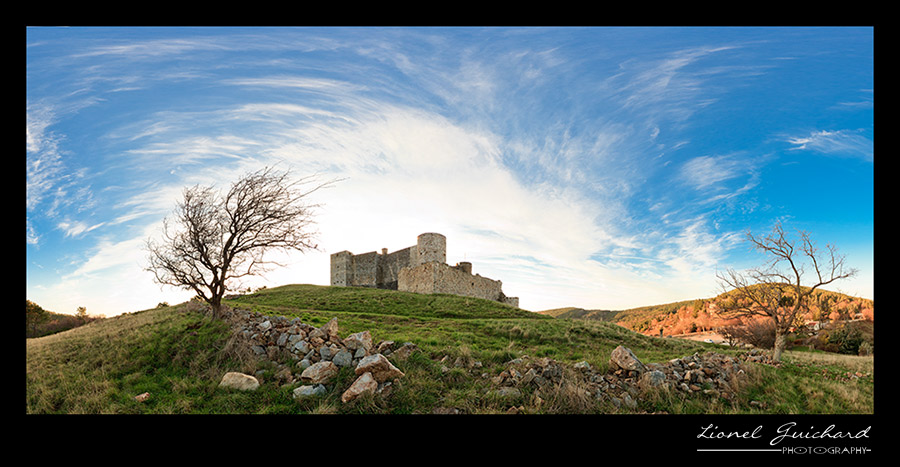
[714,221,856,361]
[146,167,332,319]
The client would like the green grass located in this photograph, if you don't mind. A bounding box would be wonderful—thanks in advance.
[26,284,874,414]
[230,284,539,320]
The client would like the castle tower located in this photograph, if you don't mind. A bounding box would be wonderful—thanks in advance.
[330,251,353,286]
[415,232,446,265]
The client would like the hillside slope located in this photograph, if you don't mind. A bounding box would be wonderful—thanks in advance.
[540,288,873,337]
[26,284,874,415]
[227,284,541,320]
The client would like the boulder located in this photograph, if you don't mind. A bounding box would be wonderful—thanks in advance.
[355,353,404,383]
[343,330,373,352]
[389,342,420,361]
[293,384,327,400]
[341,372,378,403]
[293,340,311,355]
[333,349,353,367]
[375,340,396,354]
[218,372,260,391]
[640,370,667,388]
[320,317,340,338]
[609,346,647,373]
[300,361,339,384]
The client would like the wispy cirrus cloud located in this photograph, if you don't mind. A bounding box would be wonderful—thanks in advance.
[677,153,760,202]
[26,102,98,244]
[612,45,748,123]
[786,129,873,161]
[679,154,745,191]
[58,220,105,238]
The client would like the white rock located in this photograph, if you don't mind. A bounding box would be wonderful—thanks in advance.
[341,372,378,403]
[343,330,373,352]
[609,346,647,373]
[218,372,260,391]
[355,353,404,383]
[300,361,338,384]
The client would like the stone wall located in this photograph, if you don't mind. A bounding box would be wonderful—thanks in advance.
[399,262,504,302]
[379,246,415,290]
[330,246,415,289]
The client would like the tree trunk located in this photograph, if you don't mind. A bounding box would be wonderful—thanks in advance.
[773,331,787,362]
[209,297,222,320]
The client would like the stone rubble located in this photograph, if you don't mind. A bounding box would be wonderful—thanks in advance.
[455,344,759,413]
[217,307,417,405]
[215,306,765,413]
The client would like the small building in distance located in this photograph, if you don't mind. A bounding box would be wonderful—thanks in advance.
[330,232,518,307]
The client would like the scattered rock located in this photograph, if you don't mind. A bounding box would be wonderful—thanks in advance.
[640,370,667,388]
[389,342,420,361]
[609,345,648,373]
[574,361,592,371]
[343,330,373,352]
[342,372,378,403]
[375,340,395,354]
[293,384,327,400]
[320,318,340,338]
[356,354,405,383]
[300,361,339,384]
[333,349,353,367]
[490,345,753,412]
[220,308,758,413]
[219,372,260,391]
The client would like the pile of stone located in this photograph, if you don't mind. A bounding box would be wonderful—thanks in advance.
[215,305,762,412]
[476,345,752,411]
[218,308,418,404]
[739,348,782,366]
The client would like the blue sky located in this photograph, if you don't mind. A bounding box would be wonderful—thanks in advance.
[26,27,874,317]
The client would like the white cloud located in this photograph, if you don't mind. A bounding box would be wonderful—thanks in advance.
[58,220,105,238]
[786,129,873,161]
[616,45,741,122]
[26,103,65,211]
[679,155,742,191]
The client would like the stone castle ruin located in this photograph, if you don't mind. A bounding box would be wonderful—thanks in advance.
[330,232,519,307]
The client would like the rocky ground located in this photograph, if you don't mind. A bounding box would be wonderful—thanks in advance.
[216,307,770,413]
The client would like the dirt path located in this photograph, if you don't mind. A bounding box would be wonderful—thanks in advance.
[670,330,728,345]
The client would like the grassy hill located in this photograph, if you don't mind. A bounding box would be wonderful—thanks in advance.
[26,284,874,415]
[537,306,625,322]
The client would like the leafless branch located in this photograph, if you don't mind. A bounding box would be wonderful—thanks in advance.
[713,221,857,361]
[145,167,337,318]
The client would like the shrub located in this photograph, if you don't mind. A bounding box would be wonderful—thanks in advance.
[826,325,865,355]
[858,341,873,356]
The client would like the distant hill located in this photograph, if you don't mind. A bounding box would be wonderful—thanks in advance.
[538,288,873,337]
[536,307,621,322]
